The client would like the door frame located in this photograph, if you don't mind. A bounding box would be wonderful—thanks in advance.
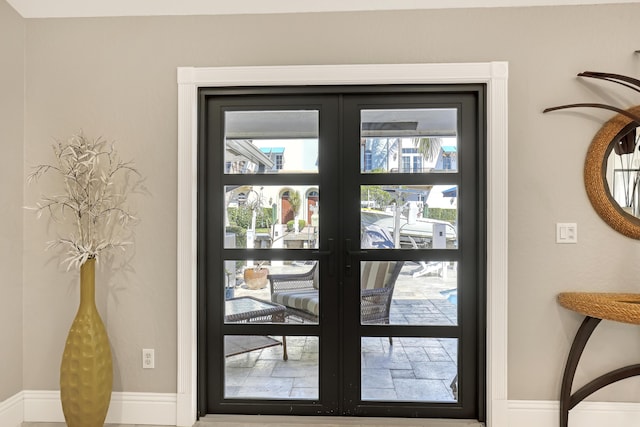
[176,62,509,427]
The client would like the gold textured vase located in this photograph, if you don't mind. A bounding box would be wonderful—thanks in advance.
[60,258,113,427]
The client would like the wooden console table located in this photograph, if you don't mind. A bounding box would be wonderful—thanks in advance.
[557,292,640,427]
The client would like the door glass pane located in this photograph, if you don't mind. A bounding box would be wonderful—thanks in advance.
[361,337,458,402]
[360,109,458,174]
[394,261,458,326]
[225,260,319,325]
[225,110,319,174]
[225,335,319,399]
[360,261,458,327]
[361,185,457,249]
[225,185,319,249]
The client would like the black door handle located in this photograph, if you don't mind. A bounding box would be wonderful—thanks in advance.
[312,238,335,276]
[344,239,367,275]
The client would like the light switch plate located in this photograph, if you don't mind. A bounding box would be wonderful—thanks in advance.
[556,223,577,244]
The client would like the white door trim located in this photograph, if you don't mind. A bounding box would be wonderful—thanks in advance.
[176,62,509,427]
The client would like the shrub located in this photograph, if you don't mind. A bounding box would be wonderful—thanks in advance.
[257,207,274,229]
[225,226,247,249]
[424,208,457,223]
[286,219,307,231]
[227,206,251,229]
[228,206,274,230]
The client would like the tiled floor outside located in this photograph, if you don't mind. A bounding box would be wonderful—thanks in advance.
[225,262,459,402]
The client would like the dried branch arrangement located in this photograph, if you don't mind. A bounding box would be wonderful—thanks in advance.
[27,133,143,270]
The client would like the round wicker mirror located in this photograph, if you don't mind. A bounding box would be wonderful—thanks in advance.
[585,105,640,239]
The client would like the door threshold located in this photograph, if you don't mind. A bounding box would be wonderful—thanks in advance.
[198,414,483,427]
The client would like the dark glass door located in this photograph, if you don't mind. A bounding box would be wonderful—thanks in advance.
[340,93,483,419]
[198,86,485,421]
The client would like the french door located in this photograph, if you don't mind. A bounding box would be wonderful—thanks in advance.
[198,86,485,420]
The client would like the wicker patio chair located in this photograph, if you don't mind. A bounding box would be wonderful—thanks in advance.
[269,262,319,322]
[360,261,404,324]
[269,261,404,336]
[360,261,404,345]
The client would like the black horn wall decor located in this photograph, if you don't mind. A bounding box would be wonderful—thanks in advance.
[544,71,640,239]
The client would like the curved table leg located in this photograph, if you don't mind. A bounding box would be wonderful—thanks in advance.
[570,364,640,408]
[560,316,601,427]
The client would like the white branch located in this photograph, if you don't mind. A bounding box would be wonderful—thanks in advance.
[27,132,143,270]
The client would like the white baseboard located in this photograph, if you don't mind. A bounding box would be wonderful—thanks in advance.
[0,391,24,427]
[108,392,177,425]
[508,400,640,427]
[6,395,640,427]
[21,390,177,425]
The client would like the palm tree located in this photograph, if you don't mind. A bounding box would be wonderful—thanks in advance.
[287,190,303,232]
[289,190,302,218]
[413,137,443,163]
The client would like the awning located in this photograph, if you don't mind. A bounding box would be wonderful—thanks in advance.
[260,147,285,155]
[442,187,457,197]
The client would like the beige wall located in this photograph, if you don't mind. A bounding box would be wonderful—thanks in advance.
[18,3,640,402]
[0,0,24,402]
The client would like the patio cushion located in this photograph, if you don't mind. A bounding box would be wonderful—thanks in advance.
[271,289,319,316]
[361,261,395,290]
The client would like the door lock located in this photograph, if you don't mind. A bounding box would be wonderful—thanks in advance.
[344,238,367,276]
[312,238,335,275]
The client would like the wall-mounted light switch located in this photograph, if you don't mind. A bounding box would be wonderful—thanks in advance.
[556,223,577,244]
